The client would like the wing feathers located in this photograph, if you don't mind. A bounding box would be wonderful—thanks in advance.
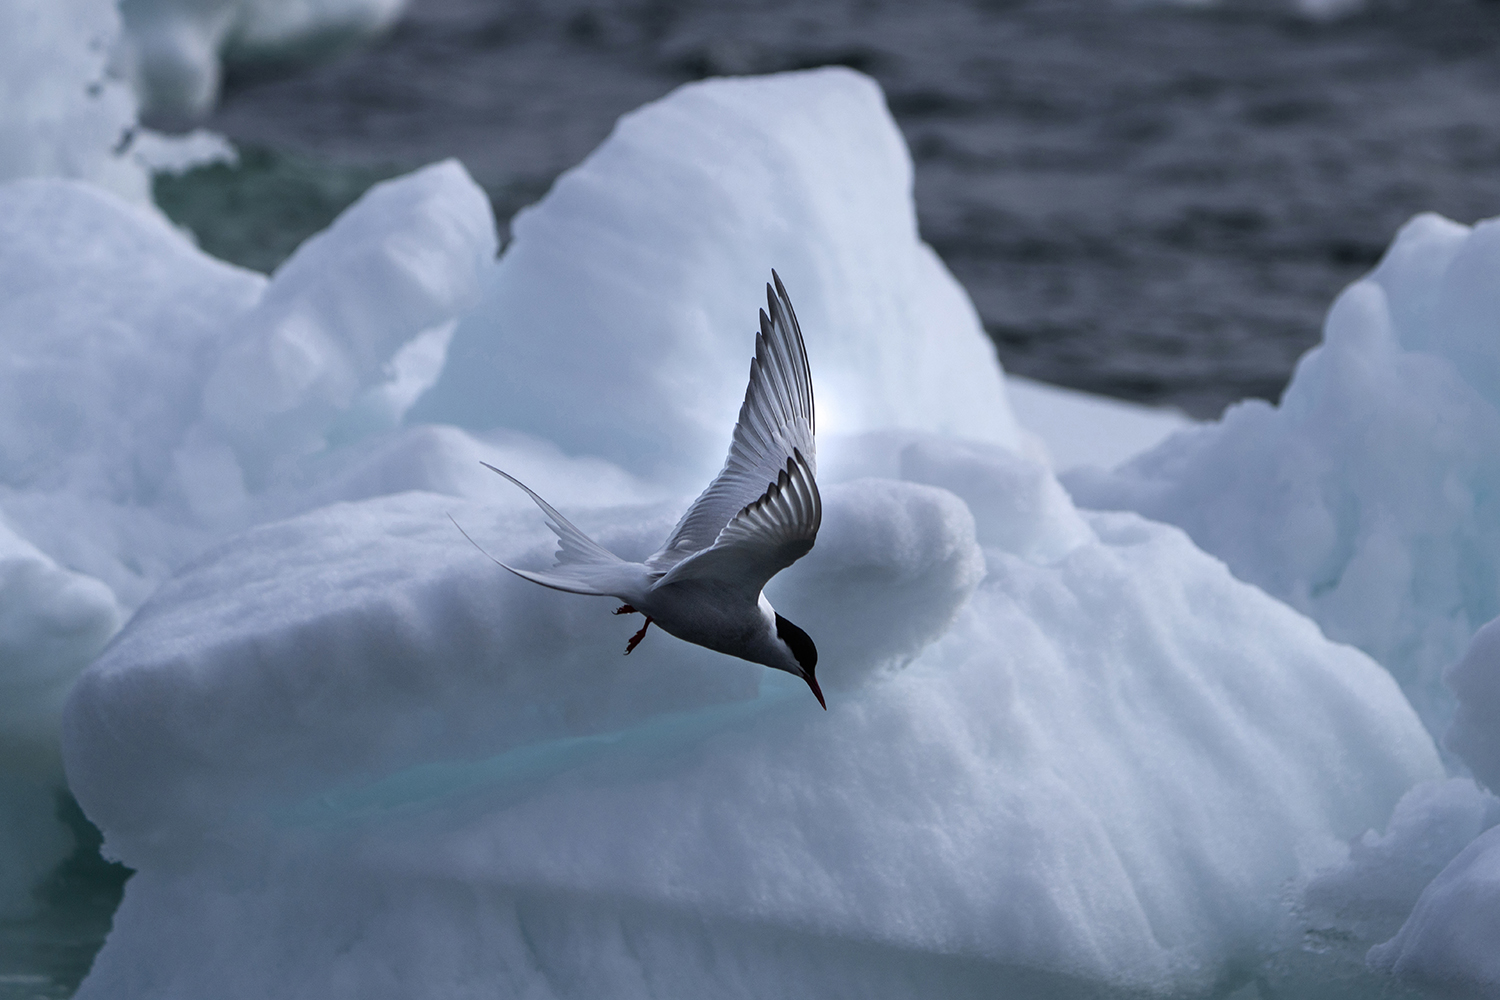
[650,271,818,569]
[652,449,820,594]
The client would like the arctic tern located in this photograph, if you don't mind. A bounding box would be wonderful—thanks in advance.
[465,271,824,708]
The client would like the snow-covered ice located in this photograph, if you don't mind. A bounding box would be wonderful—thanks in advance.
[1353,617,1500,994]
[0,65,1434,996]
[119,0,407,119]
[413,70,1025,488]
[1069,206,1500,993]
[0,0,151,204]
[1,1,1494,980]
[1070,211,1500,743]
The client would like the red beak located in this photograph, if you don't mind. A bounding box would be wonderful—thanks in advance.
[805,672,826,711]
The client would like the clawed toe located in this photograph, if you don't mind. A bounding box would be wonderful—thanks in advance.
[614,604,637,616]
[625,617,653,654]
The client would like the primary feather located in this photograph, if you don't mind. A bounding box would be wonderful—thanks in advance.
[647,271,818,576]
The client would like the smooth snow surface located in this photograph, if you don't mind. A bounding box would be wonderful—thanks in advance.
[414,69,1024,487]
[33,67,1446,998]
[1005,376,1195,473]
[1069,212,1500,741]
[119,0,407,119]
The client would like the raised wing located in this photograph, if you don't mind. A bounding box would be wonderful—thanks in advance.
[463,463,645,598]
[652,448,820,597]
[648,270,816,573]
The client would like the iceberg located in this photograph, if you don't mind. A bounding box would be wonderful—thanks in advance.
[1355,617,1500,994]
[1070,212,1500,742]
[1070,202,1500,993]
[119,0,407,120]
[413,69,1025,487]
[0,0,151,205]
[20,67,1440,996]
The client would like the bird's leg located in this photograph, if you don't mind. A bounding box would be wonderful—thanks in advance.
[613,604,637,615]
[624,617,653,655]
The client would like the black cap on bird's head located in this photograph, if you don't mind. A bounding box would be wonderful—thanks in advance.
[774,613,824,710]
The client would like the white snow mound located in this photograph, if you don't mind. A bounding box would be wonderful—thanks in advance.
[1069,212,1500,740]
[414,67,1024,486]
[64,435,1438,997]
[0,64,1441,996]
[0,0,151,203]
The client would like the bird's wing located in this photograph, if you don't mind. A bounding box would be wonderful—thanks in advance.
[651,447,820,598]
[648,271,816,573]
[467,463,645,597]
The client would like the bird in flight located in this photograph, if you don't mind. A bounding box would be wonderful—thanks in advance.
[465,271,824,708]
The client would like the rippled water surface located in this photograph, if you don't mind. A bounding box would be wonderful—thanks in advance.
[167,0,1500,416]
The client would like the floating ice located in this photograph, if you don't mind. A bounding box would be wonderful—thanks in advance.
[0,516,119,920]
[200,159,497,486]
[45,68,1442,998]
[1345,617,1500,994]
[65,443,1439,999]
[1444,615,1500,793]
[1301,777,1500,948]
[119,0,407,119]
[413,68,1024,488]
[1069,212,1500,741]
[1368,820,1500,993]
[0,0,150,204]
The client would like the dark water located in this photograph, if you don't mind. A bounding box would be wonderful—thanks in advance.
[0,796,129,1000]
[161,0,1500,417]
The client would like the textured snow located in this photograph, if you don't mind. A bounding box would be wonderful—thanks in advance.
[1068,204,1500,992]
[65,451,1437,999]
[1349,617,1500,994]
[15,68,1439,998]
[0,41,1477,992]
[413,69,1024,488]
[1069,211,1500,742]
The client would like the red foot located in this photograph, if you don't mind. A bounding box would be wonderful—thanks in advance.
[625,617,653,655]
[614,604,637,616]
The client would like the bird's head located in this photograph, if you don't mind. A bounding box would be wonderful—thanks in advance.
[774,613,824,710]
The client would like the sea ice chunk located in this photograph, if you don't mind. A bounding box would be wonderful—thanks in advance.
[1367,822,1500,993]
[0,0,150,203]
[1300,777,1500,948]
[118,0,407,119]
[0,517,121,778]
[63,465,1439,998]
[200,159,497,484]
[1069,212,1500,740]
[413,67,1023,487]
[0,179,264,503]
[1352,617,1500,994]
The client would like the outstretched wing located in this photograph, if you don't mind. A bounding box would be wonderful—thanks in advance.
[652,448,820,598]
[467,463,644,597]
[648,270,817,574]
